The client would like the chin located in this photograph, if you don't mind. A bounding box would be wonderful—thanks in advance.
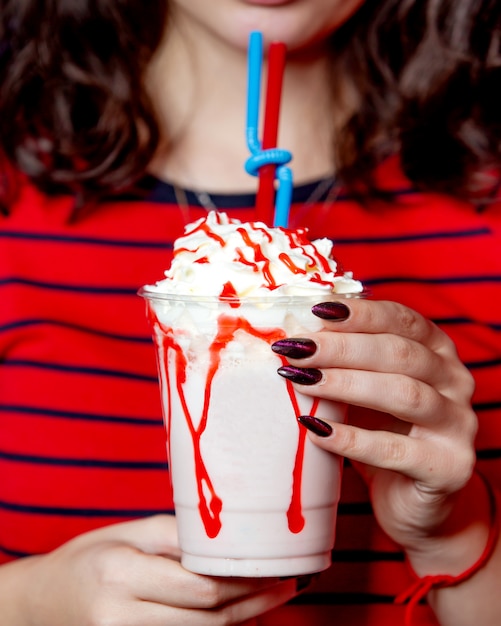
[213,0,365,54]
[173,0,363,55]
[218,13,333,54]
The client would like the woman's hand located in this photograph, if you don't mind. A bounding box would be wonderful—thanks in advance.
[4,515,300,626]
[272,298,479,558]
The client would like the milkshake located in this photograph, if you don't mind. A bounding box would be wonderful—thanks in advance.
[139,211,363,577]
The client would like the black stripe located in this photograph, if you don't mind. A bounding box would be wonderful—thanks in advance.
[333,226,491,245]
[2,359,158,382]
[135,173,435,207]
[0,230,173,249]
[0,403,162,426]
[0,500,174,517]
[333,549,404,563]
[0,545,404,563]
[2,222,487,249]
[0,450,167,469]
[433,317,501,331]
[364,275,501,286]
[338,502,373,515]
[4,274,501,296]
[466,357,501,369]
[0,318,152,343]
[0,497,371,519]
[0,544,31,558]
[0,277,138,295]
[477,449,501,460]
[474,401,501,412]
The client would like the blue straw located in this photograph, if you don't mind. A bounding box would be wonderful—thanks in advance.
[245,31,293,228]
[274,166,293,228]
[246,31,262,156]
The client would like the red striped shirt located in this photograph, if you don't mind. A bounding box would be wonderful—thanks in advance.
[1,158,500,625]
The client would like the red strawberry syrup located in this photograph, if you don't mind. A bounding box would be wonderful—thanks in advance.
[149,303,321,538]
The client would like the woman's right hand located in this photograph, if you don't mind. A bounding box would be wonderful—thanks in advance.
[3,515,300,626]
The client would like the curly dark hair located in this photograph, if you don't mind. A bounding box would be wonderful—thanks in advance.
[0,0,168,210]
[0,0,500,211]
[333,0,501,199]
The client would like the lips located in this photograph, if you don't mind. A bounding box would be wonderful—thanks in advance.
[243,0,294,6]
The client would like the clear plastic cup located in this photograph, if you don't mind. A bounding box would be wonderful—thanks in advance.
[139,289,351,577]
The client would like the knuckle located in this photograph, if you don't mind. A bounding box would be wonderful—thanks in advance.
[337,425,363,455]
[396,305,421,337]
[450,447,477,491]
[217,608,236,626]
[90,544,131,589]
[381,436,408,465]
[399,378,425,412]
[462,408,479,442]
[460,368,476,399]
[336,369,358,398]
[391,337,416,371]
[463,410,478,444]
[333,333,350,363]
[196,577,227,609]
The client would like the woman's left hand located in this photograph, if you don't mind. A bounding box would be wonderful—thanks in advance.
[271,298,478,555]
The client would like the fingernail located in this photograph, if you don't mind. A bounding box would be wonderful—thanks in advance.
[298,415,333,437]
[271,338,317,359]
[312,301,350,321]
[277,366,323,385]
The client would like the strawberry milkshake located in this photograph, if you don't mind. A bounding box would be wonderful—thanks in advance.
[139,211,363,577]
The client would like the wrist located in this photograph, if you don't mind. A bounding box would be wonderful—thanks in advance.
[396,472,500,626]
[405,472,494,578]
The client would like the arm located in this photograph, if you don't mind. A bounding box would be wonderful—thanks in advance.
[272,298,500,625]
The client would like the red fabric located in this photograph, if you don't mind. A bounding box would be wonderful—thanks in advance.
[1,158,501,624]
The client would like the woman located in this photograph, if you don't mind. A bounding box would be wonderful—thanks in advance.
[1,0,500,624]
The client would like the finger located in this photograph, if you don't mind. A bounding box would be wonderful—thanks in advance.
[131,553,286,609]
[108,578,298,626]
[286,331,447,387]
[312,299,450,351]
[300,418,475,491]
[295,366,476,438]
[289,365,449,426]
[86,515,181,558]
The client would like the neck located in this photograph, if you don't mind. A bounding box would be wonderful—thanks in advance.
[146,15,341,193]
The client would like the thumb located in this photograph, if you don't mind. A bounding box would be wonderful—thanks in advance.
[89,515,180,558]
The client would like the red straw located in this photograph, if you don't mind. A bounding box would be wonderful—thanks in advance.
[255,41,287,224]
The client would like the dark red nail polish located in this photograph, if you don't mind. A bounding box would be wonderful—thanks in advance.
[277,366,323,385]
[271,338,317,359]
[311,301,350,321]
[298,415,333,437]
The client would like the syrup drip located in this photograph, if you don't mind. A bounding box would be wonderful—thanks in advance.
[235,247,259,270]
[151,305,321,538]
[237,228,276,288]
[250,222,273,242]
[278,252,307,275]
[185,221,226,246]
[219,281,240,308]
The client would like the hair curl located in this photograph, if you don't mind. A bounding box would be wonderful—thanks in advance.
[333,0,501,199]
[1,0,500,211]
[0,0,167,210]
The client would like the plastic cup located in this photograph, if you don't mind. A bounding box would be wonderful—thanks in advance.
[139,289,350,577]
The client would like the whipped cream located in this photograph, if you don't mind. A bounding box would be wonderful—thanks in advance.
[144,211,363,300]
